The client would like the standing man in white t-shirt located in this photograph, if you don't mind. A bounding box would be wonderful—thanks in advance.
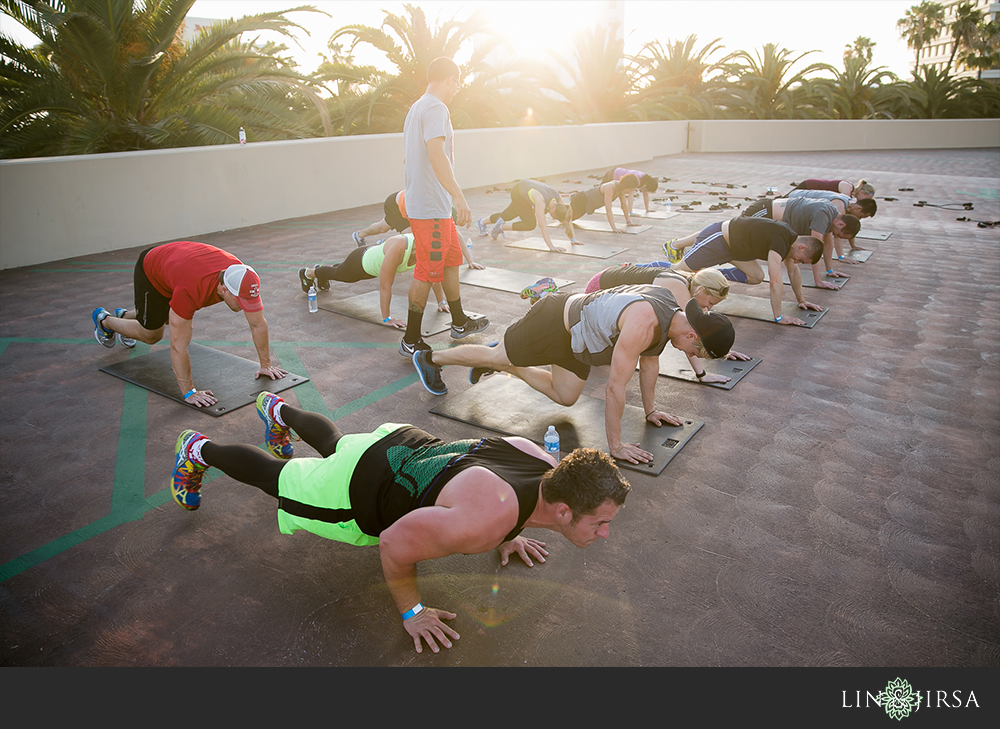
[399,57,489,377]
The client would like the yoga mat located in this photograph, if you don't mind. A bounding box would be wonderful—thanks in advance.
[99,343,309,416]
[457,266,574,294]
[319,290,484,337]
[855,230,891,241]
[610,206,680,221]
[506,237,628,259]
[646,348,762,390]
[428,374,703,475]
[551,219,652,234]
[845,249,873,262]
[711,294,829,328]
[760,268,847,289]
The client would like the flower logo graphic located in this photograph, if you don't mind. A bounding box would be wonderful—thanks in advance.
[877,678,920,720]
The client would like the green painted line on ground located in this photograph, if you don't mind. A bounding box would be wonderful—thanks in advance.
[956,188,999,200]
[0,344,419,583]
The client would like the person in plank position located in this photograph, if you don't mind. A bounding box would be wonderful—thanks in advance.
[412,284,735,465]
[91,240,286,407]
[170,392,631,654]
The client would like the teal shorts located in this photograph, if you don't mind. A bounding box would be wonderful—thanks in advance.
[276,423,409,546]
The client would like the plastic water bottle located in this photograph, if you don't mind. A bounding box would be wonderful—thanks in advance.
[239,127,246,145]
[664,199,672,215]
[307,285,318,313]
[544,425,560,455]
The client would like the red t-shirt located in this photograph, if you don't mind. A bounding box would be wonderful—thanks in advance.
[143,242,243,320]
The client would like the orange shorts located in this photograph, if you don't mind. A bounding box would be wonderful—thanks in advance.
[409,217,463,283]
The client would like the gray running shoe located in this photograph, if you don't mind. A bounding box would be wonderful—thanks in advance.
[399,338,431,358]
[450,315,490,339]
[352,231,365,247]
[413,350,447,395]
[114,308,136,348]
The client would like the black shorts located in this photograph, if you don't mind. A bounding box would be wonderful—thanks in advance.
[742,198,772,219]
[384,192,409,233]
[503,293,591,381]
[134,247,171,330]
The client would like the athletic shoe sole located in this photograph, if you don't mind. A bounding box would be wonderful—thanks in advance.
[92,307,115,348]
[256,392,293,459]
[172,429,206,510]
[113,308,136,348]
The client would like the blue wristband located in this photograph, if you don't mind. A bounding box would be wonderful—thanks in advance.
[184,388,196,399]
[401,603,424,620]
[827,269,834,275]
[774,315,783,323]
[383,317,391,323]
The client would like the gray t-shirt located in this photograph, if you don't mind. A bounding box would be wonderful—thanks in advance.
[402,92,454,219]
[783,198,837,236]
[566,285,679,366]
[786,189,851,208]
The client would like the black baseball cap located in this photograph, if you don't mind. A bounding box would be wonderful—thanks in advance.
[684,298,734,358]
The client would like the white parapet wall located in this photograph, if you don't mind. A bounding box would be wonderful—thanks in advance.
[1,118,996,270]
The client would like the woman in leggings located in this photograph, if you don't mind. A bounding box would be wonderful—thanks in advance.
[475,179,579,252]
[298,233,482,329]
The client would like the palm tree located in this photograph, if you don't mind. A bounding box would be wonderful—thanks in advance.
[944,1,984,73]
[0,0,330,158]
[958,20,1000,80]
[843,36,876,64]
[896,64,995,118]
[541,23,644,124]
[323,3,535,133]
[896,1,947,70]
[715,44,830,119]
[629,35,727,119]
[811,55,906,119]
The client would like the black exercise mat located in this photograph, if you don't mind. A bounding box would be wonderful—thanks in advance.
[712,294,829,328]
[506,237,628,259]
[319,290,483,337]
[647,347,762,390]
[428,374,703,475]
[99,343,309,416]
[458,266,574,294]
[550,219,652,234]
[760,268,847,289]
[845,249,874,262]
[855,230,891,241]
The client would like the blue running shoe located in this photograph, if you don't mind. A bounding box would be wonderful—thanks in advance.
[113,308,136,348]
[92,307,115,348]
[413,350,447,395]
[476,217,489,236]
[172,430,208,510]
[256,392,293,459]
[490,217,505,240]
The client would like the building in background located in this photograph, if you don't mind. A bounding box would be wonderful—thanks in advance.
[913,0,999,81]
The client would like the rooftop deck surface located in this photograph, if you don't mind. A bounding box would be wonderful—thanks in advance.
[1,147,998,667]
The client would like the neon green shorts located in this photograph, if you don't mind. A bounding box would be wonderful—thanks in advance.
[275,423,409,546]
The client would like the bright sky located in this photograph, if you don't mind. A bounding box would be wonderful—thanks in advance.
[2,0,920,78]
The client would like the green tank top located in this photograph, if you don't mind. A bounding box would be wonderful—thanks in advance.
[360,234,416,277]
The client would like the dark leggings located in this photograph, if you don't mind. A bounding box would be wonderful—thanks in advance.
[201,405,345,499]
[314,246,373,285]
[491,189,537,231]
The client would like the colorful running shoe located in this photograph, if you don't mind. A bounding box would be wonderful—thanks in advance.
[172,430,208,510]
[663,239,684,265]
[113,308,136,348]
[520,277,558,301]
[352,231,365,247]
[476,217,489,236]
[490,217,505,240]
[92,307,115,348]
[256,392,293,459]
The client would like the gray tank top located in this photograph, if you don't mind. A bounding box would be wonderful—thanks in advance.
[566,285,680,366]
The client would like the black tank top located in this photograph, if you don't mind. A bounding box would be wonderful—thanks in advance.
[349,427,552,540]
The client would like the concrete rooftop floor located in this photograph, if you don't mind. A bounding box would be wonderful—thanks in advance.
[1,147,998,667]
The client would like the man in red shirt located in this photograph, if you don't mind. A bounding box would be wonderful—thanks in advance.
[92,241,287,407]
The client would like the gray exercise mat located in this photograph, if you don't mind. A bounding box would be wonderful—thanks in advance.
[610,206,680,220]
[647,347,762,390]
[428,374,703,475]
[99,343,309,416]
[760,268,847,289]
[457,266,574,294]
[711,294,829,328]
[551,219,652,234]
[318,290,483,337]
[855,230,891,241]
[845,249,873,262]
[506,236,628,259]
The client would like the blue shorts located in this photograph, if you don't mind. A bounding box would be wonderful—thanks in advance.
[682,221,732,269]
